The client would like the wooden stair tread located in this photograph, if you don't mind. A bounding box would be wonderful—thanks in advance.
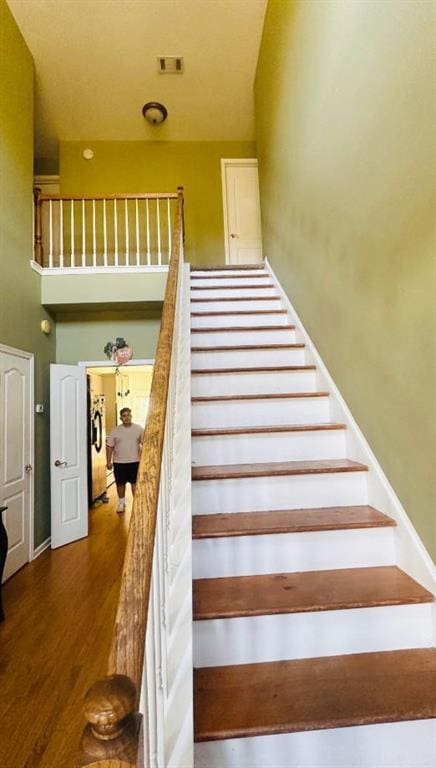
[191,343,304,352]
[193,566,434,620]
[191,273,270,280]
[191,284,275,291]
[192,459,367,481]
[194,648,436,741]
[192,365,314,375]
[191,309,288,316]
[192,391,329,402]
[192,505,396,538]
[191,296,281,303]
[191,324,295,332]
[191,264,265,271]
[192,422,345,437]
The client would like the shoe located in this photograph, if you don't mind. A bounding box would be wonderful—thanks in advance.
[116,499,126,513]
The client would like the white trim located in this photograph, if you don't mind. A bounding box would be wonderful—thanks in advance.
[265,258,436,595]
[220,158,259,265]
[32,537,51,560]
[30,262,169,276]
[0,344,34,570]
[78,358,155,368]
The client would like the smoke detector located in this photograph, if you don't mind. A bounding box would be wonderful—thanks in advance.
[157,56,184,74]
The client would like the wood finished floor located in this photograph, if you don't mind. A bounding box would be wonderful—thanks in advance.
[0,486,130,768]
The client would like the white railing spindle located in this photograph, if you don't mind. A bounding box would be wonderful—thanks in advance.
[49,200,53,268]
[114,199,118,267]
[81,199,86,267]
[70,200,75,267]
[92,199,96,267]
[146,199,151,266]
[135,198,140,266]
[167,198,171,262]
[125,198,129,266]
[103,199,107,267]
[156,198,161,266]
[59,200,64,268]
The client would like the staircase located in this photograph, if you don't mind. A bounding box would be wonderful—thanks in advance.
[190,265,436,768]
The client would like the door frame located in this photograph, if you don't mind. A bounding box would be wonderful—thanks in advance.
[0,343,34,564]
[221,158,259,265]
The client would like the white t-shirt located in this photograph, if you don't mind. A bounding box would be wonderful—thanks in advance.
[106,423,144,463]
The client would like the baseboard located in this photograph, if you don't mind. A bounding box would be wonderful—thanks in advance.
[32,537,51,559]
[265,258,436,595]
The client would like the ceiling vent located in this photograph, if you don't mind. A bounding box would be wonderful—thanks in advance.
[158,56,184,74]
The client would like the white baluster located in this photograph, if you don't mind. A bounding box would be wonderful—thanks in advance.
[59,200,64,268]
[81,199,86,267]
[167,198,171,263]
[135,198,140,266]
[114,199,119,267]
[146,199,151,265]
[49,200,53,268]
[103,199,107,266]
[156,198,161,265]
[92,199,96,267]
[70,200,75,267]
[125,198,129,265]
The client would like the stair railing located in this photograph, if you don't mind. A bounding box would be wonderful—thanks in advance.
[78,186,194,768]
[33,189,179,270]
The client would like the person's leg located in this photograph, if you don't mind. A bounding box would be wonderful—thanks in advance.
[129,462,140,500]
[113,464,127,512]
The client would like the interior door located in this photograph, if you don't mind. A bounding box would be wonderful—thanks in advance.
[222,160,263,264]
[0,349,32,580]
[50,364,88,548]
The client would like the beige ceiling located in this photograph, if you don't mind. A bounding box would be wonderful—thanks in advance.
[8,0,267,160]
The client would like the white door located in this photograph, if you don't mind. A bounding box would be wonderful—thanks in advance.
[50,364,88,548]
[222,159,263,264]
[0,348,32,580]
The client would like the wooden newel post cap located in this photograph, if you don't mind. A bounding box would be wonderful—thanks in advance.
[84,674,137,741]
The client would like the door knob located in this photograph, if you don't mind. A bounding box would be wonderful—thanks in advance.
[25,464,32,473]
[54,460,68,467]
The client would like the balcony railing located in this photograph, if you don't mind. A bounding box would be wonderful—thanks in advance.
[33,189,181,271]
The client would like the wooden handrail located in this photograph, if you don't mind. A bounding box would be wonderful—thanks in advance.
[37,192,179,202]
[78,187,184,768]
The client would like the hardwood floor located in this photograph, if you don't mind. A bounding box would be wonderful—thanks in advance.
[0,487,131,768]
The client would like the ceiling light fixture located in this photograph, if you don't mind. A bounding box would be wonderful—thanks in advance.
[142,102,168,125]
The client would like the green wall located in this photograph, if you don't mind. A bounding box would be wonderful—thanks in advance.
[55,310,160,364]
[255,0,436,559]
[0,0,56,548]
[60,140,256,266]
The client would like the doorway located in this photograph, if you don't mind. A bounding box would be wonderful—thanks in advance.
[0,345,33,581]
[50,360,153,549]
[221,158,263,265]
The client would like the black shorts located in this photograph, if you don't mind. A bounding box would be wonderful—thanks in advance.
[113,462,139,485]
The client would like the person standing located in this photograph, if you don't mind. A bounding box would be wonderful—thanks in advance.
[106,407,144,512]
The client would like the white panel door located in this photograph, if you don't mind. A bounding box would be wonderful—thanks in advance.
[222,160,263,264]
[0,350,32,580]
[50,364,88,548]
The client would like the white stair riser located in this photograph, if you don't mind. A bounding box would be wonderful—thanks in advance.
[192,348,306,369]
[191,328,297,346]
[192,429,346,465]
[192,472,368,515]
[191,300,283,312]
[191,313,290,328]
[192,287,278,299]
[195,720,436,768]
[191,370,317,397]
[193,603,433,667]
[191,276,270,287]
[192,270,267,278]
[192,397,331,429]
[192,528,394,578]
